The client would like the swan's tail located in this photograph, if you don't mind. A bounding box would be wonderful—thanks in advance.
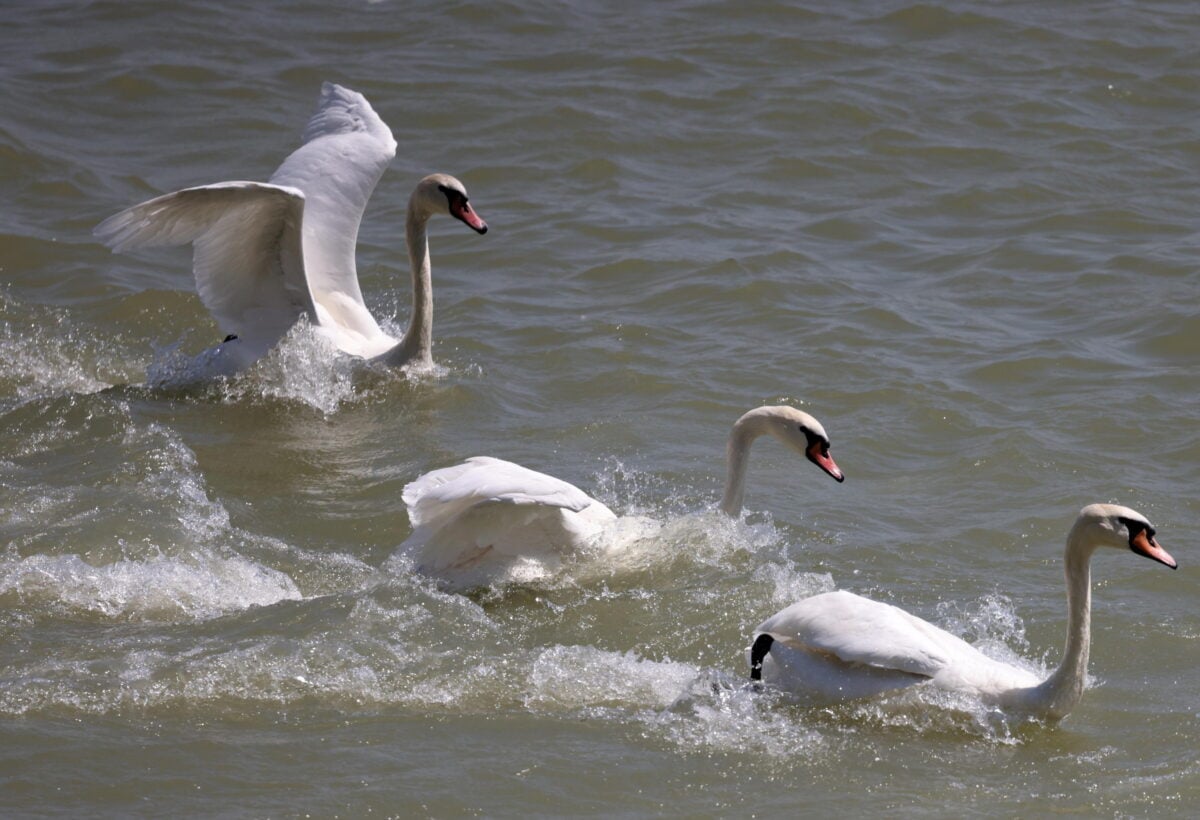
[749,633,775,682]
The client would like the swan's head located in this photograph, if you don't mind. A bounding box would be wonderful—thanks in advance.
[751,405,845,483]
[1074,503,1176,569]
[413,173,488,234]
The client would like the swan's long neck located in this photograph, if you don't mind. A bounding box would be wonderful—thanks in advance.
[719,413,769,516]
[382,201,433,367]
[1031,525,1095,719]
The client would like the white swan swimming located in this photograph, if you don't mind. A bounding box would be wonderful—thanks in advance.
[94,82,487,375]
[748,503,1177,720]
[400,405,845,588]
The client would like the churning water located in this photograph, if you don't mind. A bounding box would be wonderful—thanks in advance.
[2,1,1198,816]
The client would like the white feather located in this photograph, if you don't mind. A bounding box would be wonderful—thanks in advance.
[750,504,1176,720]
[401,457,616,588]
[95,83,483,373]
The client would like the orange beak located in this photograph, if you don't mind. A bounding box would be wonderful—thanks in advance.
[1130,529,1177,569]
[806,441,844,483]
[450,198,488,234]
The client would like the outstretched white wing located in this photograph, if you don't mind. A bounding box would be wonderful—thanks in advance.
[269,82,397,330]
[94,181,314,344]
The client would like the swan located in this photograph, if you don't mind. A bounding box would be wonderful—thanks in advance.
[748,503,1177,720]
[399,405,845,587]
[94,82,487,375]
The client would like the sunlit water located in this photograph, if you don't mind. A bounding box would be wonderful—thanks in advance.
[2,1,1198,816]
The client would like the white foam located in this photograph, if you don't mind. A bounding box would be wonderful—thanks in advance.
[934,593,1043,676]
[527,644,699,711]
[0,291,113,401]
[142,319,462,412]
[144,321,359,413]
[227,322,358,413]
[0,551,301,621]
[1,416,311,623]
[525,644,826,757]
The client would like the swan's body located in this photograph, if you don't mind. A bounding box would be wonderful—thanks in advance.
[95,82,487,375]
[749,503,1177,720]
[401,405,844,587]
[401,456,620,588]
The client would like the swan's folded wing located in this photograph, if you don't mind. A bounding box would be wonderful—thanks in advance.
[757,590,951,678]
[94,182,315,341]
[268,82,397,311]
[410,499,594,569]
[402,457,597,533]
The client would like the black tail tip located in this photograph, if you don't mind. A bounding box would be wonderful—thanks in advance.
[749,633,775,682]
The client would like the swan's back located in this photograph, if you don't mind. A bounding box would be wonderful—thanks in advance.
[403,457,601,532]
[757,590,1039,701]
[400,457,618,588]
[269,83,397,339]
[759,591,953,678]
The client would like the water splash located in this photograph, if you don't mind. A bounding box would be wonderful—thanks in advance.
[527,644,699,712]
[0,290,115,403]
[0,550,300,621]
[524,644,826,758]
[934,593,1040,673]
[0,408,310,623]
[144,321,359,413]
[143,319,458,413]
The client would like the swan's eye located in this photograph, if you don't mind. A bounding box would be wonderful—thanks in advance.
[799,426,827,449]
[438,185,468,207]
[1118,516,1154,539]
